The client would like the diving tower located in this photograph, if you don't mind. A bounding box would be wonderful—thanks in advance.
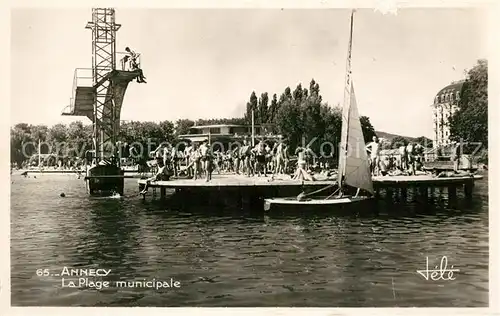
[62,8,143,195]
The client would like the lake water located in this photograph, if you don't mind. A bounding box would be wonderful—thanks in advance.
[10,172,489,307]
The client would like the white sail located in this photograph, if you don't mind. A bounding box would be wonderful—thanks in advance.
[337,10,354,187]
[337,76,350,187]
[343,83,374,194]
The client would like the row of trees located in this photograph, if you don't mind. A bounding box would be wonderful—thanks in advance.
[11,78,379,166]
[389,136,434,149]
[13,59,487,167]
[449,59,488,148]
[243,79,377,152]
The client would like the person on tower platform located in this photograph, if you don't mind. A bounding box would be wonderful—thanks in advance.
[125,47,147,83]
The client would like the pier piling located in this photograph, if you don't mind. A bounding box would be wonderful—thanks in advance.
[419,186,428,200]
[464,180,474,199]
[448,185,457,201]
[385,188,393,203]
[136,174,483,209]
[400,187,408,203]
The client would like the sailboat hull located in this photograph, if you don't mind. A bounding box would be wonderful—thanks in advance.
[263,195,373,212]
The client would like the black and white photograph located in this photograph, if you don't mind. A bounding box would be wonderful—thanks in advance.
[4,3,496,312]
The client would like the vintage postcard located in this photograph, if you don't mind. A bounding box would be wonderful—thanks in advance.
[2,1,498,315]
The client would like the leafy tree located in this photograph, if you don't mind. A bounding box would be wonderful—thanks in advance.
[268,79,377,153]
[194,117,246,126]
[360,116,376,143]
[292,83,304,101]
[174,119,194,137]
[11,124,33,167]
[258,92,269,124]
[415,136,433,148]
[309,79,317,95]
[267,94,278,125]
[31,125,49,142]
[244,91,258,124]
[284,87,292,100]
[10,79,381,168]
[47,123,69,157]
[320,104,342,157]
[449,59,488,147]
[275,98,303,149]
[158,120,175,143]
[66,121,92,158]
[390,136,409,149]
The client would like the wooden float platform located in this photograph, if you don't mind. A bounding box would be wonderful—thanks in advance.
[137,173,483,189]
[137,173,483,209]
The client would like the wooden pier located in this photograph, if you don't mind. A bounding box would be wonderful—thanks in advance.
[137,173,483,208]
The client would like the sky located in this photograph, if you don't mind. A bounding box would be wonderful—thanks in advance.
[10,8,488,138]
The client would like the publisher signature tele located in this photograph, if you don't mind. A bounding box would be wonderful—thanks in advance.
[416,256,459,281]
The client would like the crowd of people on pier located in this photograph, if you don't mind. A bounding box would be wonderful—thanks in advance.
[366,136,428,176]
[366,136,464,176]
[140,139,296,187]
[137,135,468,194]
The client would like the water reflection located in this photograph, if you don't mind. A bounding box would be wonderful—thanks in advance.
[10,173,488,307]
[78,199,141,276]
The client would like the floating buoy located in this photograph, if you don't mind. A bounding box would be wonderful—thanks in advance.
[60,193,66,197]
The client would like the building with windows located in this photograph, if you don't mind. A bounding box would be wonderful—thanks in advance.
[178,124,281,144]
[432,80,464,148]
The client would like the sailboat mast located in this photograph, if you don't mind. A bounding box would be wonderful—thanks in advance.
[337,9,355,188]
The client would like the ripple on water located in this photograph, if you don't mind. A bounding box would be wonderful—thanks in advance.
[10,174,489,307]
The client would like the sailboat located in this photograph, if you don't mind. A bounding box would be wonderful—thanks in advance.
[263,10,374,212]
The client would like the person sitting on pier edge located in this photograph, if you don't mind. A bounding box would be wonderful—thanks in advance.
[379,157,388,176]
[125,47,147,83]
[139,155,170,195]
[293,146,314,181]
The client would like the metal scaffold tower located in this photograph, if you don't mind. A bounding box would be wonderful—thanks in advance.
[86,8,120,163]
[62,8,143,195]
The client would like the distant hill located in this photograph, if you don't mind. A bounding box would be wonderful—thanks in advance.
[375,130,417,142]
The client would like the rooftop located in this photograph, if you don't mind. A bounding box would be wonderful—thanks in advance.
[435,80,465,97]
